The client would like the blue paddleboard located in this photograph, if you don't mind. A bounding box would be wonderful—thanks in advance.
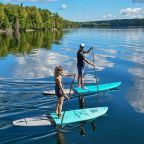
[74,82,121,94]
[50,107,108,125]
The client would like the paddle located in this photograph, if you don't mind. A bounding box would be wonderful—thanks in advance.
[92,47,98,85]
[60,74,76,126]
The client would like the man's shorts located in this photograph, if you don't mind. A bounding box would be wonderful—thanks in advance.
[77,65,85,77]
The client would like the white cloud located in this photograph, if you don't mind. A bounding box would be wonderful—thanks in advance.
[58,4,67,10]
[102,14,116,20]
[61,4,67,9]
[120,7,144,15]
[127,78,144,113]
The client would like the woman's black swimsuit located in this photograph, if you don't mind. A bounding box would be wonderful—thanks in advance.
[55,77,64,97]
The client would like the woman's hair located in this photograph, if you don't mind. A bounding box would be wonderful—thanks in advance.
[54,65,64,77]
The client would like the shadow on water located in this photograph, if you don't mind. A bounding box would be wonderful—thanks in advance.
[36,93,98,144]
[0,30,64,57]
[55,93,100,139]
[78,94,97,136]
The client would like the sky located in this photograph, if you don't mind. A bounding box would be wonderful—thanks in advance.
[0,0,144,22]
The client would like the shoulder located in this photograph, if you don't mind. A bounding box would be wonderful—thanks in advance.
[79,52,85,57]
[55,76,61,82]
[78,51,84,55]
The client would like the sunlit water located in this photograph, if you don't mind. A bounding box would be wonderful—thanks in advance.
[0,28,144,144]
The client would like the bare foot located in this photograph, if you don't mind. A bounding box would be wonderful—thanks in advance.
[58,114,63,119]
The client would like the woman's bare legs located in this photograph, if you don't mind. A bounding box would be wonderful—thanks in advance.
[56,97,64,118]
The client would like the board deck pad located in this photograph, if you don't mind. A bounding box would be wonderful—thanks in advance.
[74,82,121,94]
[50,107,108,125]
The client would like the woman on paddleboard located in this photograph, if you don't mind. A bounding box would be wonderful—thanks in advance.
[77,44,95,89]
[54,65,75,118]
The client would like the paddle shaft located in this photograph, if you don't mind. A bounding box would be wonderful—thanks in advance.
[92,48,98,85]
[61,75,76,125]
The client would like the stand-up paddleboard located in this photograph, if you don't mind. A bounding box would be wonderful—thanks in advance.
[50,107,108,125]
[43,82,121,95]
[74,82,122,94]
[43,89,74,95]
[13,107,108,126]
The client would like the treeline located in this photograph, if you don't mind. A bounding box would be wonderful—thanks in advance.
[80,18,144,28]
[0,3,79,31]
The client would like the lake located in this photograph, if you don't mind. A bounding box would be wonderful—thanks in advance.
[0,28,144,144]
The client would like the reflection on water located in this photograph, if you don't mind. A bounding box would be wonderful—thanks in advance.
[127,78,144,113]
[91,121,96,132]
[0,30,63,57]
[0,30,68,79]
[0,28,144,143]
[123,29,144,113]
[78,94,97,136]
[56,132,65,144]
[79,126,86,136]
[79,95,86,109]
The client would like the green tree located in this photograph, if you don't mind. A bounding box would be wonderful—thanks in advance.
[39,9,51,29]
[17,7,27,30]
[2,13,10,29]
[4,4,18,29]
[0,3,80,31]
[27,6,43,29]
[0,6,5,28]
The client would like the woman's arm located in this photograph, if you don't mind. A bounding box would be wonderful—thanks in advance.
[62,73,76,77]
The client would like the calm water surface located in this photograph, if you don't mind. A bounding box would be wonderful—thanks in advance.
[0,28,144,144]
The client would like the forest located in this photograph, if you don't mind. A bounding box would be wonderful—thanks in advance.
[0,3,79,31]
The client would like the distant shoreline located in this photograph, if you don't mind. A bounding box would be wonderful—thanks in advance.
[77,26,144,29]
[79,18,144,28]
[1,26,144,34]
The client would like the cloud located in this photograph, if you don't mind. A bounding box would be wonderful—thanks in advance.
[100,7,144,20]
[58,4,67,10]
[120,7,144,15]
[102,14,116,20]
[127,78,144,113]
[61,4,67,9]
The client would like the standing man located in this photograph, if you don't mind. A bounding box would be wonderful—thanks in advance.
[77,44,95,89]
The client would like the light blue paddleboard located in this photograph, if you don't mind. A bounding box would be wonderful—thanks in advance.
[50,107,108,125]
[74,82,121,94]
